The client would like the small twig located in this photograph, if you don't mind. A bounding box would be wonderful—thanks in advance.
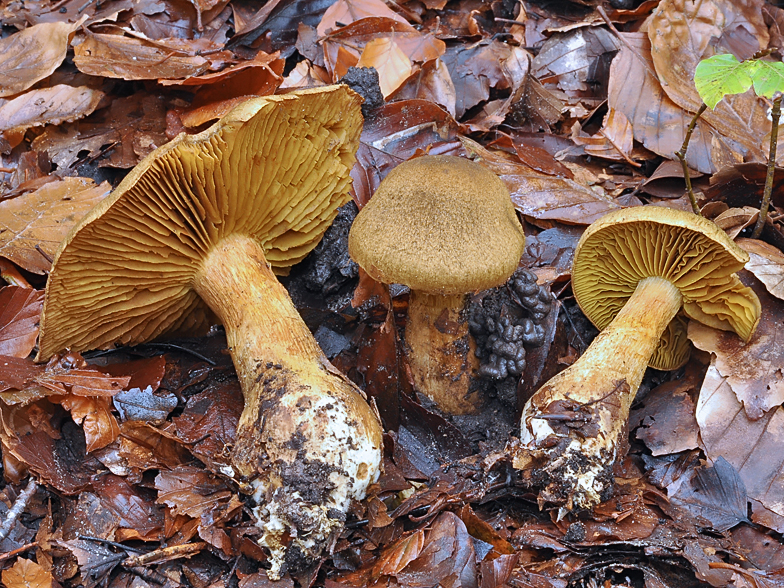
[139,342,217,365]
[598,128,642,168]
[675,103,707,215]
[751,93,781,239]
[35,245,53,264]
[0,542,38,564]
[123,541,207,567]
[77,535,146,554]
[0,479,38,542]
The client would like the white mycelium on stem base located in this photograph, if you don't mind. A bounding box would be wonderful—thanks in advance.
[37,87,383,578]
[514,207,761,511]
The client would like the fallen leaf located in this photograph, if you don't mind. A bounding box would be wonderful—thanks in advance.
[0,19,84,97]
[648,0,773,165]
[72,33,212,81]
[668,457,749,532]
[737,238,784,301]
[694,361,784,519]
[91,474,165,540]
[0,177,111,274]
[357,37,413,97]
[57,394,119,452]
[155,465,232,519]
[1,557,53,588]
[634,380,700,456]
[0,85,105,133]
[608,32,740,174]
[317,0,409,36]
[463,139,622,225]
[689,277,784,419]
[0,287,44,358]
[114,385,177,423]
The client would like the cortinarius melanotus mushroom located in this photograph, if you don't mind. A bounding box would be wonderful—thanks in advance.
[514,206,760,511]
[36,86,383,578]
[348,155,526,414]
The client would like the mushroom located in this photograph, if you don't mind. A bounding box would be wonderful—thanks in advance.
[514,206,761,511]
[348,155,525,414]
[36,86,383,578]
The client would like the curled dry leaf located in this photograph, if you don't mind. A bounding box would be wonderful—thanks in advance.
[608,32,740,174]
[356,37,413,97]
[0,287,44,359]
[317,0,409,36]
[0,19,84,98]
[648,0,773,164]
[0,85,105,133]
[73,33,212,81]
[689,278,784,419]
[57,395,119,452]
[737,238,784,301]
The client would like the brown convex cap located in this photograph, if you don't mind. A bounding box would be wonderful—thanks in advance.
[37,86,363,361]
[572,206,761,370]
[348,155,525,295]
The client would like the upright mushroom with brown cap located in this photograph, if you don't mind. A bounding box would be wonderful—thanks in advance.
[348,155,526,414]
[514,206,761,511]
[36,86,383,578]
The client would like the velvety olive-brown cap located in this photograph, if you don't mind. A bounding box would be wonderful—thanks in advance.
[572,206,761,370]
[37,85,363,361]
[348,155,525,295]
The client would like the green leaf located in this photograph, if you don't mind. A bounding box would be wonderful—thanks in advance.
[694,54,757,109]
[750,60,784,99]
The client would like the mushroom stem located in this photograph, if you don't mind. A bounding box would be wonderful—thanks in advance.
[193,233,382,578]
[515,276,682,510]
[405,291,481,414]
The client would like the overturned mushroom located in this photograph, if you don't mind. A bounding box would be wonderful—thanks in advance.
[514,206,760,511]
[36,86,383,578]
[348,155,525,414]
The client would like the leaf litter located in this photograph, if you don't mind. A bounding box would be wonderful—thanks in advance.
[0,0,784,587]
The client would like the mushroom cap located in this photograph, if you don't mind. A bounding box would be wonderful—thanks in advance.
[348,155,525,295]
[37,85,363,361]
[572,206,761,370]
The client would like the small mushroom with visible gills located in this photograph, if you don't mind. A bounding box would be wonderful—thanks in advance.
[348,155,526,414]
[36,86,383,579]
[514,206,761,511]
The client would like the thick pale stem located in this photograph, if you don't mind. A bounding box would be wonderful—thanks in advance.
[515,276,682,510]
[406,291,481,414]
[193,233,382,578]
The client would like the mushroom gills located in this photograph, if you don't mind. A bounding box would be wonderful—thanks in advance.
[515,276,682,510]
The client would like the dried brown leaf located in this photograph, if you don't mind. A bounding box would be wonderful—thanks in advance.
[0,177,111,274]
[648,0,773,164]
[695,362,784,520]
[91,474,165,541]
[323,17,444,84]
[608,32,740,174]
[0,85,105,132]
[0,20,83,98]
[155,465,232,519]
[317,0,409,36]
[463,139,621,225]
[689,278,784,419]
[0,287,44,358]
[1,557,53,588]
[737,238,784,301]
[57,395,119,452]
[73,33,211,81]
[357,38,412,97]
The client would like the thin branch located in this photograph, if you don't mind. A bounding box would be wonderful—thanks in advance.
[675,103,707,215]
[0,479,37,542]
[752,93,781,239]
